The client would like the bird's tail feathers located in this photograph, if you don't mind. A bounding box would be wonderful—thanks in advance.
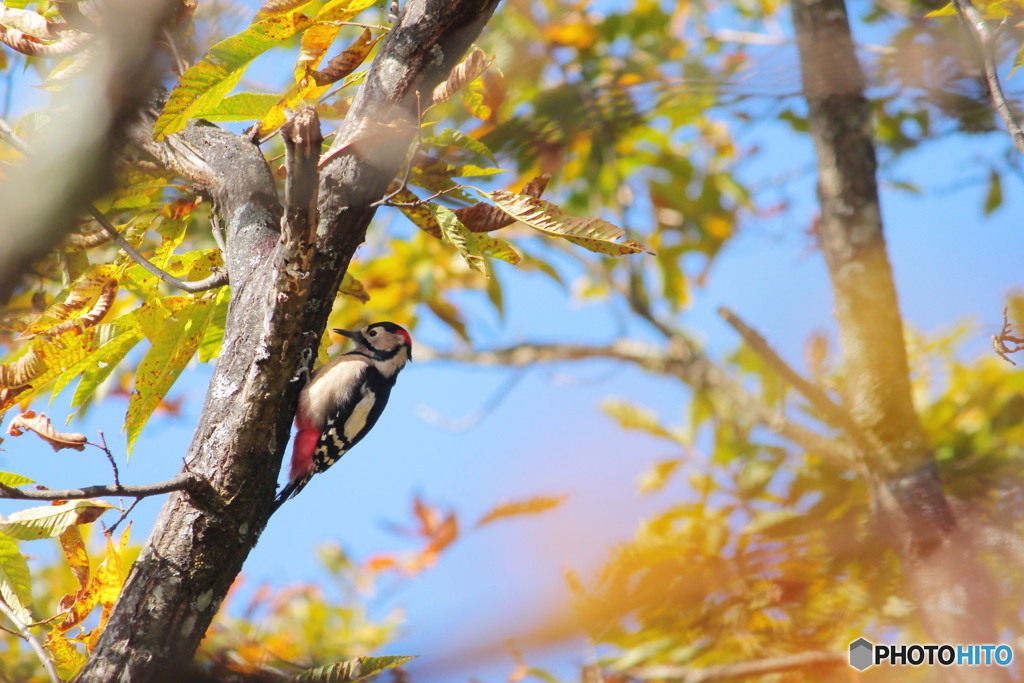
[271,475,312,513]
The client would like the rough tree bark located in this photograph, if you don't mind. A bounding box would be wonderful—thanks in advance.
[790,0,1007,679]
[74,1,501,680]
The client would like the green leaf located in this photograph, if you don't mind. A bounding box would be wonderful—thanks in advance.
[433,205,520,273]
[0,473,34,488]
[476,495,568,526]
[0,533,32,622]
[154,13,316,140]
[71,327,145,410]
[422,128,497,164]
[483,191,653,256]
[0,500,115,541]
[984,168,1002,215]
[194,92,280,121]
[294,655,418,682]
[461,75,491,120]
[125,297,216,454]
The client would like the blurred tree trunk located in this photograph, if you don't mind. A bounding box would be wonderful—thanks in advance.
[73,1,500,680]
[791,0,1007,679]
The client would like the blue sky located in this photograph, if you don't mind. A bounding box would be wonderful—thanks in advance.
[3,0,1024,680]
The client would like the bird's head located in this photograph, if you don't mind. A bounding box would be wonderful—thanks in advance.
[336,322,413,368]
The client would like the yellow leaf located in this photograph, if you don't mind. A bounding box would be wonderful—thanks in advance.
[544,21,597,49]
[483,191,654,256]
[924,2,956,16]
[155,13,316,140]
[0,500,114,541]
[125,296,216,453]
[476,495,568,526]
[22,265,119,336]
[45,629,87,680]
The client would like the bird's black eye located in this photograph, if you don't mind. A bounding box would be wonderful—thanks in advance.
[368,329,378,337]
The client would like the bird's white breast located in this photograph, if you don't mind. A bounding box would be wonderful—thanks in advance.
[301,356,368,428]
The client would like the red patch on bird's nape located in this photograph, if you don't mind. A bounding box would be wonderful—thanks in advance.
[396,328,412,347]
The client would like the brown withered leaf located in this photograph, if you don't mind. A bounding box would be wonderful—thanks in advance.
[41,279,118,338]
[432,47,489,104]
[455,174,551,233]
[0,347,44,388]
[7,410,88,451]
[310,29,378,86]
[64,229,112,251]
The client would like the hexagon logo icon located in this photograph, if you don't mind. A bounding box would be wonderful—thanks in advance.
[849,638,874,671]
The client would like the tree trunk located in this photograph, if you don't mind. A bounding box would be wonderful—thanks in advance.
[74,1,500,680]
[790,0,1007,679]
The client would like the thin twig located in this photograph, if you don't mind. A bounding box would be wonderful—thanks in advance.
[416,367,527,431]
[93,431,120,488]
[0,473,200,501]
[992,306,1024,364]
[89,206,229,292]
[951,0,1024,154]
[382,184,465,207]
[161,27,188,76]
[209,208,227,254]
[322,20,392,31]
[0,599,59,683]
[106,499,139,535]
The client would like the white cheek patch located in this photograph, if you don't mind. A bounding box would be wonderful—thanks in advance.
[344,388,376,441]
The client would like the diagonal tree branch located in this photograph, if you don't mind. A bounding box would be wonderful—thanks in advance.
[717,306,872,451]
[426,342,859,468]
[0,473,200,502]
[951,0,1024,155]
[87,205,229,293]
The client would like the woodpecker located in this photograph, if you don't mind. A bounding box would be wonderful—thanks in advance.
[273,322,412,511]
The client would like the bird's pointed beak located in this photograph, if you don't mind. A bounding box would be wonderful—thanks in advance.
[334,328,367,346]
